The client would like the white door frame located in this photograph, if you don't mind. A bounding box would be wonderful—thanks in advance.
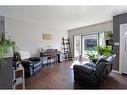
[119,23,127,74]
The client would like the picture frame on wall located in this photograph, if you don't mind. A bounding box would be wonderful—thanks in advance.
[42,33,52,40]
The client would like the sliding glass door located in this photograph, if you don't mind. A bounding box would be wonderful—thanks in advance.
[82,34,98,58]
[74,33,105,59]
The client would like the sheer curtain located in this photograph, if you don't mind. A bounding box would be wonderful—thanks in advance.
[99,32,105,47]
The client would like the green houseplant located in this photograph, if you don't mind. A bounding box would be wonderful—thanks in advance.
[0,35,15,64]
[104,31,113,40]
[96,46,112,56]
[85,50,96,61]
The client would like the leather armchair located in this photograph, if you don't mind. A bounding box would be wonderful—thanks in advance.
[73,55,115,88]
[74,62,107,88]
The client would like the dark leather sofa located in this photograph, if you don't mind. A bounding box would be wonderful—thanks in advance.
[21,57,43,77]
[73,55,115,88]
[14,52,43,77]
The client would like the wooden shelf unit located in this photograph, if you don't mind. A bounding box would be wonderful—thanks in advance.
[13,63,25,89]
[62,37,72,61]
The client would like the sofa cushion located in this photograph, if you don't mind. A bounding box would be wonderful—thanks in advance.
[21,59,42,69]
[106,56,113,64]
[74,64,94,74]
[29,57,41,61]
[30,61,42,69]
[21,60,32,65]
[95,62,108,77]
[84,63,96,70]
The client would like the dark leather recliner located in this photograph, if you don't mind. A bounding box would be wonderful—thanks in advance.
[14,52,43,77]
[73,55,115,88]
[91,55,115,78]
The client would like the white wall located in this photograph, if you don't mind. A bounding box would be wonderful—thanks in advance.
[68,21,113,57]
[5,17,68,56]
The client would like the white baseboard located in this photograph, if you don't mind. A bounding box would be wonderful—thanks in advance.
[112,70,121,74]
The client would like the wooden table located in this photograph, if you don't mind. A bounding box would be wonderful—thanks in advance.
[40,51,62,63]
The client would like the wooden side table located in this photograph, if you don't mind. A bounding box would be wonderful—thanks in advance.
[13,63,25,89]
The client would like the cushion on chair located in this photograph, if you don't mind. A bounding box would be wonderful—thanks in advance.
[84,63,96,70]
[22,59,42,69]
[106,56,113,64]
[21,59,32,63]
[30,61,42,69]
[95,62,108,77]
[29,57,41,61]
[74,65,94,74]
[96,58,108,65]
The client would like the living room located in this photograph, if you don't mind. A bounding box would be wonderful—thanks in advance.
[0,1,127,95]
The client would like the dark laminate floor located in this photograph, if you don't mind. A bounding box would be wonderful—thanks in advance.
[101,72,127,89]
[25,61,127,89]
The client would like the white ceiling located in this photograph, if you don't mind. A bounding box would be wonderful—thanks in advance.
[0,6,127,30]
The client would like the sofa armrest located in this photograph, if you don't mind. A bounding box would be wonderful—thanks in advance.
[21,59,33,77]
[29,57,41,61]
[21,59,33,66]
[73,65,94,74]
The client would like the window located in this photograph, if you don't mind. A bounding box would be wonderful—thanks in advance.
[73,32,105,59]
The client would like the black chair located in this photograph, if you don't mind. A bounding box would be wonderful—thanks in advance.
[73,56,115,88]
[74,62,107,88]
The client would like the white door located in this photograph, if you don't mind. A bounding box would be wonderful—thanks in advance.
[120,23,127,74]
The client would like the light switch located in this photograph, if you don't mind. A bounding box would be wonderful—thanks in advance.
[114,42,119,46]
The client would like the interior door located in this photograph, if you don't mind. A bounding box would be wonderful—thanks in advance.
[120,23,127,74]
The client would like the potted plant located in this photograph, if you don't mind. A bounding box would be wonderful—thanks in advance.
[96,46,112,56]
[85,50,96,61]
[104,31,113,40]
[0,34,16,89]
[0,35,15,64]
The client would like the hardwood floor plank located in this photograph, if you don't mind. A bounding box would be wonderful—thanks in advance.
[25,61,127,89]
